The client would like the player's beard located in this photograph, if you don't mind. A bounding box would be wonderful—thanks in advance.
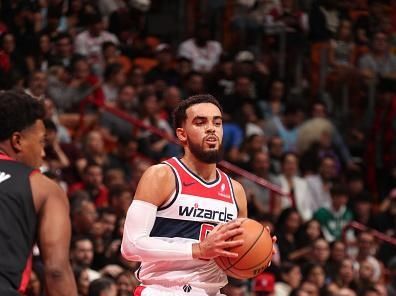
[187,137,223,164]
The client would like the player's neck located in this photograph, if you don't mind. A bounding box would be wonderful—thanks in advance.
[0,145,15,159]
[181,154,217,182]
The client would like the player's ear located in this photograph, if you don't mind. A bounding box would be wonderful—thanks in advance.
[10,132,23,153]
[176,127,187,143]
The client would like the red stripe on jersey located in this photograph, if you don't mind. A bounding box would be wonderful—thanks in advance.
[134,286,146,296]
[18,252,32,294]
[0,153,15,161]
[164,158,234,204]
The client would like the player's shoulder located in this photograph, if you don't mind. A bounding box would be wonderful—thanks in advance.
[229,178,245,195]
[142,163,174,181]
[30,172,69,211]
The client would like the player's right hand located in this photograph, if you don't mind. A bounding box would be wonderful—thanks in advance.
[192,219,244,260]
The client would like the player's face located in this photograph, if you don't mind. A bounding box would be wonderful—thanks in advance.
[179,103,223,164]
[16,120,46,169]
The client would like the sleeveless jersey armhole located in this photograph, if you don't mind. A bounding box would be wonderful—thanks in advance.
[158,163,180,211]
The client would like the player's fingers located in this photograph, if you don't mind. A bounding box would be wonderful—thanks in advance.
[217,250,239,258]
[210,223,224,234]
[220,239,244,249]
[221,228,244,240]
[221,220,242,232]
[272,235,277,243]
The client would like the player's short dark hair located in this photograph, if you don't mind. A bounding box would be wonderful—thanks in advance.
[172,94,223,129]
[0,91,45,141]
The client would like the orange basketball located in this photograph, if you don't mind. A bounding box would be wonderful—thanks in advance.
[214,218,273,279]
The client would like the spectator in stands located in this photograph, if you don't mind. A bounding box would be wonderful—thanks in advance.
[146,43,180,86]
[346,171,366,204]
[357,257,381,293]
[328,19,357,89]
[70,191,98,236]
[0,32,27,86]
[354,232,381,277]
[178,21,222,73]
[238,101,266,138]
[83,131,109,167]
[269,136,284,175]
[297,117,342,175]
[25,70,48,100]
[296,219,324,259]
[101,41,132,75]
[314,183,353,242]
[51,32,77,68]
[327,258,358,293]
[43,119,71,174]
[278,152,313,221]
[136,91,175,160]
[310,100,355,170]
[240,151,282,218]
[303,263,326,293]
[182,71,205,98]
[365,79,396,199]
[108,184,133,219]
[102,63,127,103]
[275,262,302,296]
[104,168,125,189]
[359,30,396,79]
[327,240,347,280]
[387,256,396,296]
[91,208,118,270]
[116,271,138,296]
[221,75,256,120]
[74,13,119,76]
[352,192,374,226]
[310,238,331,268]
[73,264,90,296]
[49,56,105,113]
[25,33,53,72]
[160,86,182,125]
[88,277,117,296]
[293,281,320,296]
[71,236,101,282]
[276,208,306,261]
[306,156,338,212]
[372,189,396,263]
[106,137,139,181]
[70,163,109,207]
[100,85,136,144]
[259,79,286,119]
[264,102,304,152]
[309,0,340,42]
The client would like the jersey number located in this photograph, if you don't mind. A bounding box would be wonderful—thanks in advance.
[199,223,215,241]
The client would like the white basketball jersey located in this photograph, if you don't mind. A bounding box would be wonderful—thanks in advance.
[136,157,239,292]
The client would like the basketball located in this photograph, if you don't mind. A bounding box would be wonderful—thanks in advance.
[214,218,273,279]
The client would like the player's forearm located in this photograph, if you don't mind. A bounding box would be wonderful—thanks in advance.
[44,263,77,296]
[121,200,193,262]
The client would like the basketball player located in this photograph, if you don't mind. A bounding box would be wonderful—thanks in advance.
[0,91,77,296]
[121,94,274,296]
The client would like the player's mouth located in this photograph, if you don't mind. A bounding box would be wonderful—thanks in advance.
[204,136,218,148]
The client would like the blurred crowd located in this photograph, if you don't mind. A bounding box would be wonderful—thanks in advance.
[0,0,395,295]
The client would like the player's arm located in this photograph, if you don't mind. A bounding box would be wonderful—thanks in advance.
[31,173,77,296]
[121,164,244,262]
[231,179,248,218]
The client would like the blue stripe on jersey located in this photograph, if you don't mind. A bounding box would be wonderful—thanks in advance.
[150,217,214,240]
